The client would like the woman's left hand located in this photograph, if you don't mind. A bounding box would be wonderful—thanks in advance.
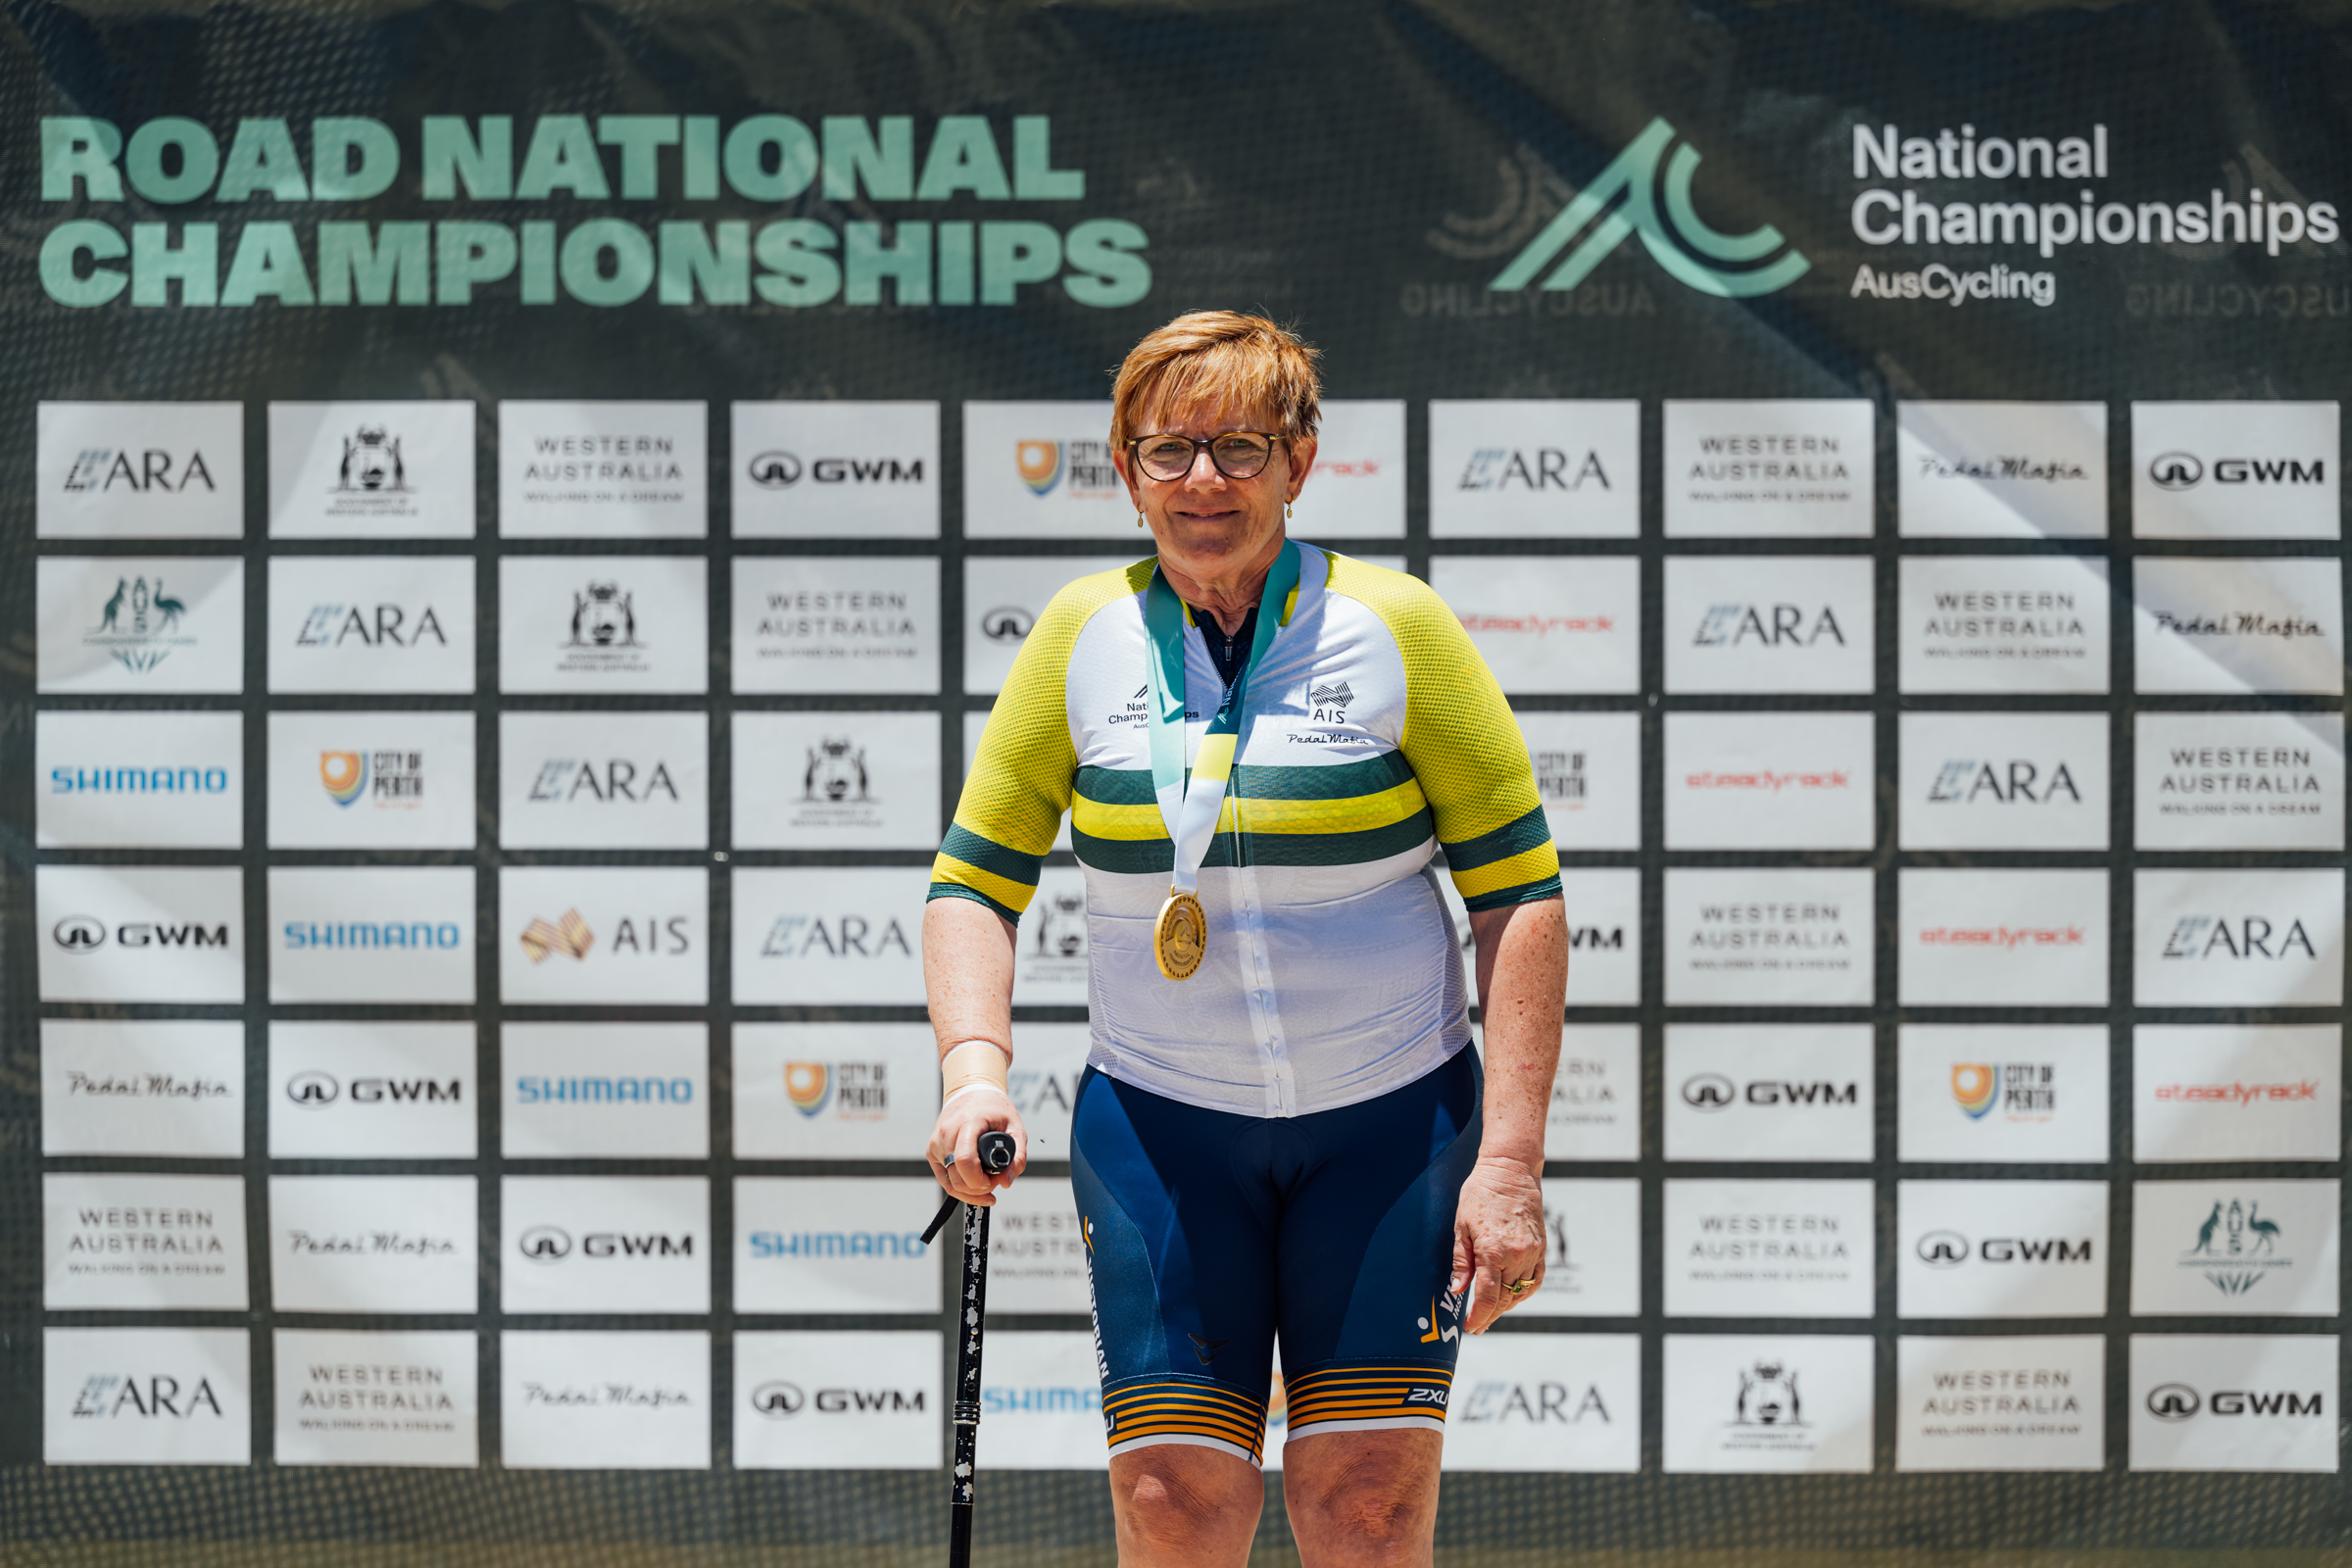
[1449,1153,1547,1334]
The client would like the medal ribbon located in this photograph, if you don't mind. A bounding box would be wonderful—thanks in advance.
[1143,540,1302,894]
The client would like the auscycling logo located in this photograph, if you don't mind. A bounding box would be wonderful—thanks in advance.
[1490,119,1808,298]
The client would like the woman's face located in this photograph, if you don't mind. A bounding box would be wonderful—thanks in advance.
[1113,398,1318,586]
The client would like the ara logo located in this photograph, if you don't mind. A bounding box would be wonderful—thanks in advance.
[63,449,219,494]
[1693,603,1845,647]
[804,738,871,803]
[2160,916,2318,960]
[2146,1383,2322,1421]
[2148,452,2324,491]
[70,1373,226,1419]
[1916,1230,2093,1267]
[334,426,409,494]
[1928,760,2081,804]
[294,603,449,648]
[1487,119,1808,298]
[760,914,914,959]
[528,760,681,805]
[1456,449,1611,492]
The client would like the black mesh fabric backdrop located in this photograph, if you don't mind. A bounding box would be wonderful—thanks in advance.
[5,1,2352,1562]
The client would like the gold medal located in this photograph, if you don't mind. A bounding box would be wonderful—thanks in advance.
[1152,888,1206,981]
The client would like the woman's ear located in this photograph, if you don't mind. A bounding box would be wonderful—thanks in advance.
[1283,433,1319,503]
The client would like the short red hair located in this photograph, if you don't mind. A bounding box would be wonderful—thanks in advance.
[1108,311,1323,449]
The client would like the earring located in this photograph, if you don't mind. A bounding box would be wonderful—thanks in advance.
[1286,503,1293,519]
[1136,511,1146,529]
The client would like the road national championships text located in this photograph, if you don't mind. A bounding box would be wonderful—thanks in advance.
[34,114,1151,309]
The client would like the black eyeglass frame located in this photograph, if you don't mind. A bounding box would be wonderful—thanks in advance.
[1126,430,1288,482]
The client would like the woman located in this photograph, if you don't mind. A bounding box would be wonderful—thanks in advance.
[925,311,1566,1567]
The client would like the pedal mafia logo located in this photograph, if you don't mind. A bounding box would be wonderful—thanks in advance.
[1484,119,1809,297]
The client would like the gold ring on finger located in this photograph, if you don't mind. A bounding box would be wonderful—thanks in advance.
[1502,1278,1533,1295]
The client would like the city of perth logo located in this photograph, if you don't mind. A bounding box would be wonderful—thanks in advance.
[2180,1198,2293,1299]
[1433,118,1807,298]
[85,575,193,672]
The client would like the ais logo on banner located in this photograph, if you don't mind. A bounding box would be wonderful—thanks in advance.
[500,867,707,1006]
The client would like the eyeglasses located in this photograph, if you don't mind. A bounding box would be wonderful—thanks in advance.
[1129,430,1282,482]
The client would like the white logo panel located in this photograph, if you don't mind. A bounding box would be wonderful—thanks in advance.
[1662,1336,1874,1474]
[1433,555,1641,695]
[38,557,243,694]
[983,1177,1089,1313]
[1896,1336,2104,1472]
[1289,400,1406,538]
[1896,1026,2110,1164]
[499,400,706,538]
[962,555,1136,696]
[501,1332,710,1469]
[45,1328,251,1465]
[1429,400,1639,538]
[1899,869,2109,1006]
[39,865,244,1004]
[1898,710,2109,850]
[2134,710,2344,851]
[42,1020,245,1158]
[734,710,940,850]
[2134,1026,2340,1164]
[499,710,708,849]
[270,866,475,1004]
[269,1022,476,1159]
[1663,869,1873,1006]
[269,401,476,539]
[963,402,1128,538]
[2133,869,2343,1006]
[1664,400,1874,537]
[731,401,939,538]
[2131,1181,2339,1317]
[38,710,242,849]
[733,555,941,695]
[733,1023,941,1161]
[45,1173,248,1310]
[1664,711,1874,850]
[500,1178,710,1316]
[267,556,475,694]
[732,866,929,1004]
[268,1176,476,1314]
[499,866,707,1005]
[504,1023,708,1160]
[735,1177,940,1314]
[1515,710,1640,850]
[1537,1025,1641,1162]
[1665,1027,1873,1163]
[1012,866,1093,1004]
[274,1329,477,1468]
[2132,401,2339,540]
[266,710,476,850]
[1444,1334,1641,1471]
[1662,1179,1874,1318]
[1519,1179,1640,1319]
[2130,1335,2337,1473]
[979,1333,1108,1469]
[734,1331,942,1470]
[39,402,243,539]
[1897,556,2110,694]
[498,556,709,694]
[2133,557,2344,695]
[1896,401,2107,539]
[1895,1180,2108,1318]
[1665,556,1873,694]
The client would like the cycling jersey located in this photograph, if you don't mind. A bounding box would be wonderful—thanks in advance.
[931,542,1559,1118]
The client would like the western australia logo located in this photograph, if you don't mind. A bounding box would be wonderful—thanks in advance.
[1487,119,1808,298]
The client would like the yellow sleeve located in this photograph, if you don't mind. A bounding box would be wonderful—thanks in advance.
[929,562,1153,921]
[1326,556,1562,911]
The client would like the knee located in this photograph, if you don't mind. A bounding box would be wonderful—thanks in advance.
[1114,1452,1259,1557]
[1285,1442,1438,1560]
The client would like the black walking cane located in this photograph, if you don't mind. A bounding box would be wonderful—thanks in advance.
[922,1128,1017,1568]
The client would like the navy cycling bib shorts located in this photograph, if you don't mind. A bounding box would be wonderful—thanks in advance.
[1071,1048,1483,1465]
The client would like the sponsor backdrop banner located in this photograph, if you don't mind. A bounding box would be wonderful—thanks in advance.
[3,2,2350,1562]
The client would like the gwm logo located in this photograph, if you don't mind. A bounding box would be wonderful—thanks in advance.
[1490,119,1808,297]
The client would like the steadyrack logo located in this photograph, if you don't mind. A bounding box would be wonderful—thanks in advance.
[1489,120,1808,297]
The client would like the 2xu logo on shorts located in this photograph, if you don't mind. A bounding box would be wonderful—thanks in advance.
[747,1381,925,1418]
[516,1226,693,1261]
